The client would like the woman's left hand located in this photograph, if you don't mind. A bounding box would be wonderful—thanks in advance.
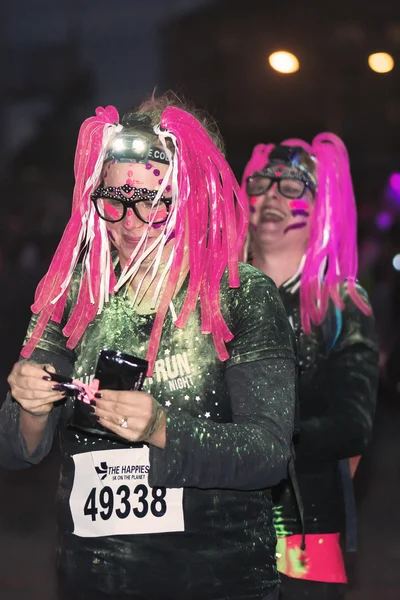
[93,390,166,448]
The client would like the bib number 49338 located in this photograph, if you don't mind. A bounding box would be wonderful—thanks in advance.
[83,484,167,521]
[70,448,184,537]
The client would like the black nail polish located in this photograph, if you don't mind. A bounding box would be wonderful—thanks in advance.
[90,400,96,406]
[42,376,52,381]
[52,384,64,391]
[95,392,102,399]
[89,405,96,414]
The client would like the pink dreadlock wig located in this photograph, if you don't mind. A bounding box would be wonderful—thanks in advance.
[21,104,248,376]
[241,133,372,334]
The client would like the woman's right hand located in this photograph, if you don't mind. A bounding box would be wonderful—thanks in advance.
[7,362,66,418]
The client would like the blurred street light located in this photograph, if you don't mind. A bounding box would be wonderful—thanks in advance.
[368,52,394,73]
[268,51,299,74]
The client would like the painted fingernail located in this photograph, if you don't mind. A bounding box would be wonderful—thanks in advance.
[95,393,102,399]
[90,400,96,406]
[42,376,52,381]
[89,405,96,414]
[52,384,64,391]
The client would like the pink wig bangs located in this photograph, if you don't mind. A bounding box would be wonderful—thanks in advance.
[242,133,372,333]
[21,105,248,376]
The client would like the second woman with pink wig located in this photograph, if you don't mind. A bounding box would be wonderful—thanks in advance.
[242,134,379,599]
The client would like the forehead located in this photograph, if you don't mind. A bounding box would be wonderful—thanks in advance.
[263,165,303,178]
[102,161,170,188]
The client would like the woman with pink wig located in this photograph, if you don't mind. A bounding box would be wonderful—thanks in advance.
[0,95,296,600]
[242,136,379,599]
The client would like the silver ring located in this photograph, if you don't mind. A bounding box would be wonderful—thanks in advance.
[120,416,129,429]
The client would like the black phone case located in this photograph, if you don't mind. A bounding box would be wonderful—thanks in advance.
[68,350,148,443]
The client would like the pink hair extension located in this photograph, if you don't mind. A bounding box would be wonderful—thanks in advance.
[22,107,120,359]
[145,107,248,373]
[241,133,372,335]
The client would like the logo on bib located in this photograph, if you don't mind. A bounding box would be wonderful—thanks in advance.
[95,461,108,481]
[94,458,150,482]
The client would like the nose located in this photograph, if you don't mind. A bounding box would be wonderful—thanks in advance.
[123,207,145,230]
[266,181,280,200]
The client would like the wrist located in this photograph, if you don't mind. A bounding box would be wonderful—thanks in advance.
[19,406,51,425]
[142,399,166,448]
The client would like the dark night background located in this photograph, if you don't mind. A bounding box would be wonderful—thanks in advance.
[1,1,400,598]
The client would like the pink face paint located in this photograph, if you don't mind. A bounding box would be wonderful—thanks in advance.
[284,222,307,234]
[126,179,133,186]
[153,169,160,177]
[145,163,152,170]
[149,206,168,226]
[103,202,121,221]
[289,199,310,211]
[125,209,134,227]
[249,197,259,206]
[127,170,133,177]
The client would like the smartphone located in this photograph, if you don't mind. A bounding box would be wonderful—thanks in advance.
[68,350,148,443]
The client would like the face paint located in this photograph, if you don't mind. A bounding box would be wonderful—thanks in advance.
[249,197,258,206]
[291,209,310,218]
[107,229,115,242]
[103,201,122,221]
[125,209,134,227]
[251,224,257,232]
[289,199,310,211]
[289,199,310,218]
[284,222,307,234]
[165,230,175,243]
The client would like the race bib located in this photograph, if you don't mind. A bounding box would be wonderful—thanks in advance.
[69,447,184,538]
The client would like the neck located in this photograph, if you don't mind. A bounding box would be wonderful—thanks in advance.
[252,246,304,288]
[125,245,189,312]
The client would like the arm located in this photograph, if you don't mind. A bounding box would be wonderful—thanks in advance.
[149,357,296,490]
[295,287,379,463]
[0,322,75,469]
[149,265,296,490]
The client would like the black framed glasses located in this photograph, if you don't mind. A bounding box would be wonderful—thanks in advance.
[91,184,172,224]
[246,170,315,200]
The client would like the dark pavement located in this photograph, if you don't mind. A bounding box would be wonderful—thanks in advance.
[0,385,399,600]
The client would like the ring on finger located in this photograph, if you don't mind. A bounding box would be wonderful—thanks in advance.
[119,416,129,429]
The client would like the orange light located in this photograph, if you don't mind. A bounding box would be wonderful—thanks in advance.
[368,52,394,73]
[268,51,300,74]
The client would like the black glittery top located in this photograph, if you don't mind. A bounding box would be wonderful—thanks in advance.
[273,276,379,538]
[0,263,296,600]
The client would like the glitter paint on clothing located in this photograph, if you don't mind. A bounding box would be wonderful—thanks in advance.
[0,262,296,600]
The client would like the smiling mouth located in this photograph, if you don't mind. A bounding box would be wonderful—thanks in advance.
[122,235,144,243]
[260,208,286,223]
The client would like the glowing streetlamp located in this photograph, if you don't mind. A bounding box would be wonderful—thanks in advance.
[268,51,300,74]
[368,52,394,73]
